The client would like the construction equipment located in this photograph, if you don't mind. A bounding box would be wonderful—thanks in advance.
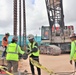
[13,0,26,47]
[41,25,74,53]
[40,0,74,53]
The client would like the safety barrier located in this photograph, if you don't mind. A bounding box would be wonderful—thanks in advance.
[0,58,75,75]
[0,66,13,75]
[0,65,76,75]
[30,58,54,75]
[30,58,76,75]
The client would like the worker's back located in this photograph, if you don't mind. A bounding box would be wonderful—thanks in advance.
[6,43,19,61]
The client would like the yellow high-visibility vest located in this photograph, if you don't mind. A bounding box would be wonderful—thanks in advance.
[6,43,24,61]
[28,42,40,56]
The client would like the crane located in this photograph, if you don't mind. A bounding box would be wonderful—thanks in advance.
[41,0,74,53]
[13,0,74,53]
[45,0,65,39]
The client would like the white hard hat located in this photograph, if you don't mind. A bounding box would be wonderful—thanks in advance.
[12,36,18,41]
[70,33,76,38]
[28,34,34,40]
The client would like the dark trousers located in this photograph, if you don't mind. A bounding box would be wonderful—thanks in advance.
[2,46,7,57]
[29,57,41,75]
[7,60,18,72]
[75,62,76,69]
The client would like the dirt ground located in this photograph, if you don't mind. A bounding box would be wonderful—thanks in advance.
[18,54,75,75]
[0,54,75,75]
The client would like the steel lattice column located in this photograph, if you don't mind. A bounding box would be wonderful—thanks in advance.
[60,0,65,34]
[13,0,26,46]
[19,0,21,46]
[45,0,65,40]
[23,0,26,46]
[13,0,17,36]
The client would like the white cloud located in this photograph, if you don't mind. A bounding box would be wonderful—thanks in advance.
[0,1,8,20]
[0,0,76,35]
[26,0,49,36]
[0,0,13,35]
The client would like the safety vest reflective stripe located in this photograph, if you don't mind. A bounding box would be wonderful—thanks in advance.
[34,46,37,48]
[7,52,18,54]
[7,45,18,54]
[28,42,37,50]
[6,43,19,61]
[28,42,39,56]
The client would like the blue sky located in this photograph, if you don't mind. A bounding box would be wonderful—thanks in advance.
[0,0,76,36]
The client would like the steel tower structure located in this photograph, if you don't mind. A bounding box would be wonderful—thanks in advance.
[13,0,17,36]
[45,0,64,35]
[13,0,26,46]
[19,0,21,46]
[23,0,26,46]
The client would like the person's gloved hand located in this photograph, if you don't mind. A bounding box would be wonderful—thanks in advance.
[25,50,31,54]
[70,60,72,64]
[19,54,23,59]
[22,52,28,60]
[31,48,38,53]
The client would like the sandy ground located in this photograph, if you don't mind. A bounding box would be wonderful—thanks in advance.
[0,54,75,75]
[18,54,75,75]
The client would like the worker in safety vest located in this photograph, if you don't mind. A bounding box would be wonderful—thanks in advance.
[1,33,10,65]
[27,34,41,75]
[70,33,76,68]
[6,36,25,75]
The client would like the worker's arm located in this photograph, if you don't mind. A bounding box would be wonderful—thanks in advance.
[70,42,75,60]
[2,37,8,47]
[26,45,30,52]
[3,37,7,41]
[6,45,9,52]
[18,45,25,55]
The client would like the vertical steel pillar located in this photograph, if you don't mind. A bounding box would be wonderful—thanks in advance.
[60,0,65,33]
[13,0,17,36]
[23,0,26,46]
[19,0,21,46]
